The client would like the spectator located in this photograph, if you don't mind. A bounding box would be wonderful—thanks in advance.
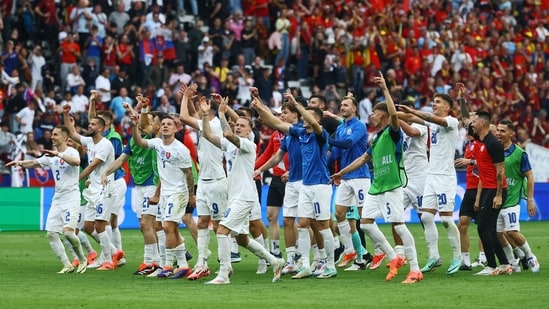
[69,0,93,48]
[27,45,45,91]
[6,83,27,133]
[1,41,18,76]
[36,129,53,151]
[197,37,215,71]
[66,65,86,94]
[109,2,130,36]
[57,32,81,94]
[71,85,88,114]
[91,3,108,38]
[95,68,111,108]
[15,100,39,134]
[138,28,157,87]
[155,94,176,114]
[147,55,169,89]
[174,30,191,69]
[110,87,133,124]
[35,0,60,52]
[0,121,15,164]
[85,25,104,75]
[24,131,41,158]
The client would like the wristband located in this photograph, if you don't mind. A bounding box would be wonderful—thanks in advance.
[142,106,149,113]
[470,159,475,166]
[58,152,64,159]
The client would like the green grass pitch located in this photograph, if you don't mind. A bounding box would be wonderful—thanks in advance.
[1,222,548,308]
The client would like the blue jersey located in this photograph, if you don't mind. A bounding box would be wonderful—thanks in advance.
[280,124,303,182]
[329,117,370,180]
[103,128,125,180]
[289,125,330,185]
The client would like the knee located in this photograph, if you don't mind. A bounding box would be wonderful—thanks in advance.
[47,231,58,240]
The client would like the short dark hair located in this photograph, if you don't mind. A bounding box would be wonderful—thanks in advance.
[93,116,106,128]
[342,96,358,108]
[281,102,299,117]
[54,125,69,136]
[159,114,176,124]
[434,93,454,108]
[476,111,491,122]
[305,106,323,120]
[499,119,514,130]
[309,94,326,107]
[237,116,253,128]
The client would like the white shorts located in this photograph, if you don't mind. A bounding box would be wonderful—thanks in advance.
[362,188,404,223]
[133,185,158,219]
[335,178,371,207]
[282,180,302,218]
[45,193,81,232]
[422,174,456,212]
[159,192,188,223]
[221,199,253,235]
[297,184,332,221]
[497,205,521,232]
[196,178,228,221]
[83,184,115,222]
[403,176,426,212]
[249,200,262,221]
[110,178,127,216]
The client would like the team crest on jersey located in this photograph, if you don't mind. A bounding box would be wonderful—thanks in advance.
[165,151,171,159]
[346,128,352,135]
[34,167,50,183]
[480,145,485,152]
[59,158,65,165]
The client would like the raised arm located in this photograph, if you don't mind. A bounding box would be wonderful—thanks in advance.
[457,82,471,126]
[179,83,200,130]
[374,73,399,130]
[88,90,98,120]
[218,97,241,148]
[251,92,291,134]
[63,105,83,144]
[285,90,323,135]
[130,114,149,148]
[199,96,222,148]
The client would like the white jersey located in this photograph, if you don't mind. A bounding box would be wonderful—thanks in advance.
[147,138,192,196]
[222,137,257,201]
[80,136,114,188]
[426,116,458,175]
[36,147,80,197]
[403,123,429,178]
[198,118,226,180]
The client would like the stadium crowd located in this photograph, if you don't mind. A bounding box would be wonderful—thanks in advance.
[1,0,549,169]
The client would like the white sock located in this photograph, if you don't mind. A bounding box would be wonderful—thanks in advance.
[90,230,101,243]
[62,236,78,260]
[337,221,354,253]
[97,231,113,263]
[271,240,280,255]
[394,245,405,257]
[175,243,189,269]
[217,234,231,279]
[254,235,267,264]
[334,236,341,249]
[514,246,526,259]
[394,224,419,272]
[285,246,296,264]
[64,231,86,261]
[479,252,486,263]
[518,241,534,259]
[462,252,471,266]
[105,225,117,254]
[421,212,440,259]
[197,229,210,267]
[320,228,335,269]
[48,232,71,267]
[502,244,515,264]
[318,248,327,260]
[312,244,320,261]
[111,227,122,250]
[156,230,167,267]
[165,248,175,269]
[230,235,239,254]
[361,223,396,260]
[297,228,311,268]
[78,232,94,253]
[144,244,155,264]
[247,237,277,265]
[440,215,461,260]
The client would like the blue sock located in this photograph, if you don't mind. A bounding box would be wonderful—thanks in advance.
[352,231,365,256]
